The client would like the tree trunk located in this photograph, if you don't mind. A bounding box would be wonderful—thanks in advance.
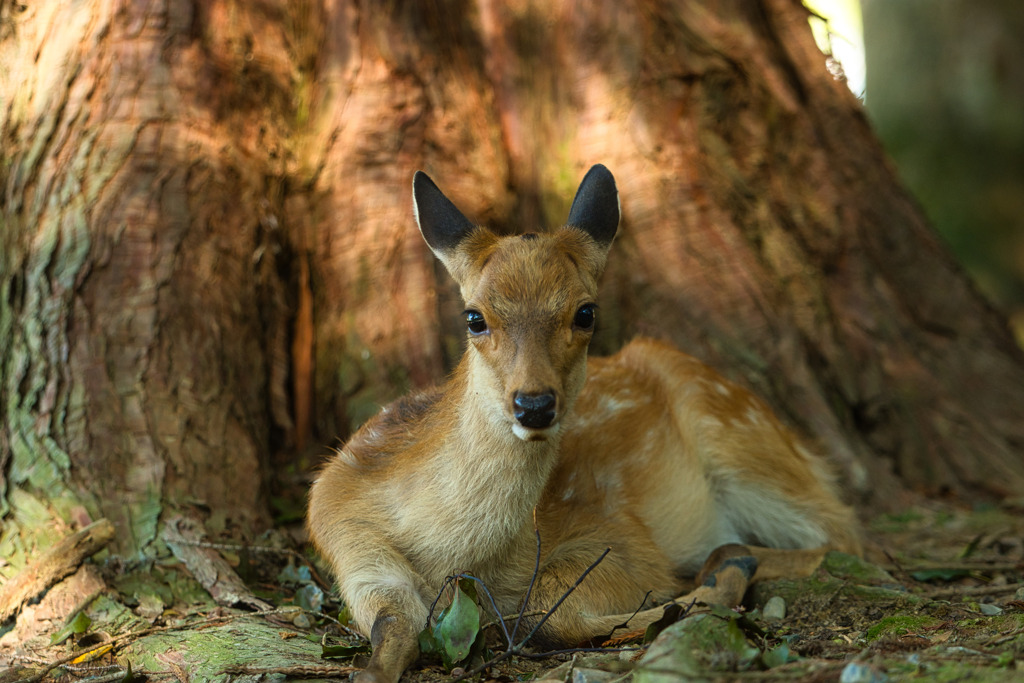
[306,0,1024,503]
[0,0,310,554]
[2,0,1023,558]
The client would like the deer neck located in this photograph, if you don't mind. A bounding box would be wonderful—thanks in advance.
[413,357,563,568]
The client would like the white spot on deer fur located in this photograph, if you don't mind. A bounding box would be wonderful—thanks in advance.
[712,382,730,396]
[598,393,637,414]
[599,470,623,495]
[701,415,724,430]
[744,407,768,427]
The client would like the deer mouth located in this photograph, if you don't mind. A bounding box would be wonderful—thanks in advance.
[511,422,560,442]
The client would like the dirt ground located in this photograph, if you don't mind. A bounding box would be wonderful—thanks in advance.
[1,499,1022,682]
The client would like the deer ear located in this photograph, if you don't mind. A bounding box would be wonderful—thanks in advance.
[413,171,477,257]
[565,164,619,247]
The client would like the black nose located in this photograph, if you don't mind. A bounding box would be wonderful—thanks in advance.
[513,391,557,429]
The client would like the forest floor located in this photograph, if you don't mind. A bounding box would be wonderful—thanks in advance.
[1,499,1023,682]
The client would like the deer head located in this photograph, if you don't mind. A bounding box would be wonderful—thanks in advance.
[413,165,620,442]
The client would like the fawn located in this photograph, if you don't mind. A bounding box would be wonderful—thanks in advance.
[307,165,861,683]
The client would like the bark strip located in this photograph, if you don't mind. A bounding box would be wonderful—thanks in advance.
[162,515,272,612]
[0,519,115,622]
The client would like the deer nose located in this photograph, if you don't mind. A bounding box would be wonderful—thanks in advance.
[513,391,557,429]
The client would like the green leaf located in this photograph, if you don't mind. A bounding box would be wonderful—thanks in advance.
[910,568,972,582]
[418,625,439,656]
[644,602,684,644]
[709,603,739,620]
[322,643,372,659]
[761,642,796,668]
[723,618,760,667]
[958,533,983,559]
[708,603,764,639]
[432,582,480,669]
[49,610,91,645]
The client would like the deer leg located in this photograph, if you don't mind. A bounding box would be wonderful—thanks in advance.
[334,554,432,683]
[677,542,832,612]
[530,543,831,646]
[355,610,422,683]
[745,545,831,582]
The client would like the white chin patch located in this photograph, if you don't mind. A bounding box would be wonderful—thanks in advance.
[512,423,557,442]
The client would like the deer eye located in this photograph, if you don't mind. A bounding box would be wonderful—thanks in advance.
[573,304,596,331]
[464,310,488,335]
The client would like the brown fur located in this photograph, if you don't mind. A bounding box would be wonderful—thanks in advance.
[307,167,860,682]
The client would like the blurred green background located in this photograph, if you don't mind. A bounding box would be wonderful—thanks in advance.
[810,0,1024,345]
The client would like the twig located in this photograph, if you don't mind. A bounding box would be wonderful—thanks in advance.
[603,590,652,641]
[449,547,614,683]
[985,627,1024,647]
[481,609,546,633]
[517,645,642,659]
[901,561,1024,573]
[316,607,365,640]
[77,670,147,683]
[924,581,1024,601]
[222,664,357,678]
[172,538,332,591]
[510,513,543,644]
[517,547,611,649]
[457,574,511,646]
[426,575,457,625]
[162,515,272,611]
[0,519,115,622]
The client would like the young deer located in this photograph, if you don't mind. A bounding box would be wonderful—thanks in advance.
[308,165,860,683]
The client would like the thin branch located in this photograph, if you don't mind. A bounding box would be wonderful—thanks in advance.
[517,547,611,649]
[172,538,332,591]
[222,664,357,678]
[426,575,458,627]
[510,512,543,644]
[448,546,614,683]
[924,581,1024,601]
[481,609,546,632]
[517,645,643,659]
[903,562,1024,574]
[603,590,653,641]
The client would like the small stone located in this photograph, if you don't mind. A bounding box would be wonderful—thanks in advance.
[572,668,617,683]
[979,603,1003,616]
[450,667,465,678]
[839,662,888,683]
[762,596,787,621]
[291,612,313,628]
[1014,586,1024,601]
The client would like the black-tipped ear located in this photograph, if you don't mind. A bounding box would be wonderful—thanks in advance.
[566,164,619,246]
[413,171,477,253]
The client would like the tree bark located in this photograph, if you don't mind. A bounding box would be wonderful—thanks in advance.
[0,0,310,554]
[306,0,1024,502]
[2,0,1023,558]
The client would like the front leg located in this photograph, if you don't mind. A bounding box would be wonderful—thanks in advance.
[356,608,422,683]
[335,566,432,683]
[318,542,433,683]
